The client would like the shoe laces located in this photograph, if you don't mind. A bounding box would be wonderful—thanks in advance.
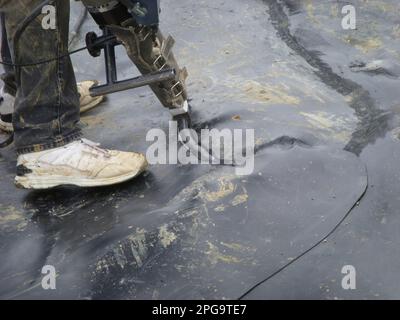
[80,138,111,158]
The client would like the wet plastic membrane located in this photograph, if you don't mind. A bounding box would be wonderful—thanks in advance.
[1,0,399,299]
[0,144,366,299]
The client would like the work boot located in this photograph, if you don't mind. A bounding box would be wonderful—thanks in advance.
[15,138,148,189]
[0,80,104,133]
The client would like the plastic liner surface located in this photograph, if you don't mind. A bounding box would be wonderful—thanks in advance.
[2,0,400,299]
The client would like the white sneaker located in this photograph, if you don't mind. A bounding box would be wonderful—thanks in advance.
[0,87,13,133]
[78,80,105,113]
[0,81,104,133]
[15,138,148,189]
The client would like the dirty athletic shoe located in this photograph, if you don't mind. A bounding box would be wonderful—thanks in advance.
[0,88,13,132]
[78,80,105,113]
[0,81,104,133]
[15,138,148,189]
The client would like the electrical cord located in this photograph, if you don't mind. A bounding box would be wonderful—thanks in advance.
[237,180,368,300]
[0,46,88,67]
[0,0,89,68]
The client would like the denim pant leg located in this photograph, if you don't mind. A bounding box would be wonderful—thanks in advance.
[0,12,16,95]
[0,0,81,154]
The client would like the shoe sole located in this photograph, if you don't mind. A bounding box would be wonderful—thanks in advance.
[14,162,148,189]
[80,95,105,114]
[0,119,13,133]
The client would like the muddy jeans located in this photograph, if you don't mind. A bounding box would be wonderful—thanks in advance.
[0,13,15,95]
[0,0,80,154]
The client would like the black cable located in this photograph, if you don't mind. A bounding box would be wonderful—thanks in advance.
[0,0,89,68]
[13,0,53,46]
[237,181,368,300]
[0,45,88,67]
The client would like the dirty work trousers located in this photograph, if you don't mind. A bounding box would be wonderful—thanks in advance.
[0,0,80,154]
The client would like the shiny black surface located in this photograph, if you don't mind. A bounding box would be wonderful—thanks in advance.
[1,0,399,299]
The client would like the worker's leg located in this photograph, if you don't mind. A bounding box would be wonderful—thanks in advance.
[0,11,104,124]
[0,1,147,189]
[0,12,16,96]
[1,0,81,154]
